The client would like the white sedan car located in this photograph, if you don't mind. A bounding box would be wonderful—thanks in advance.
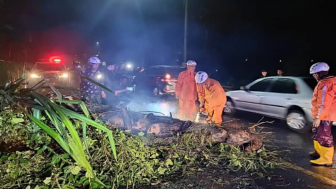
[224,76,318,133]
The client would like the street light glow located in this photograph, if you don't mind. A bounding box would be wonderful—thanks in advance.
[96,42,99,45]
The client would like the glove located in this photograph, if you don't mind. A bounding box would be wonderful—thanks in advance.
[201,111,209,116]
[199,101,205,108]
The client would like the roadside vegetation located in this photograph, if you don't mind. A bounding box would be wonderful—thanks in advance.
[0,75,280,189]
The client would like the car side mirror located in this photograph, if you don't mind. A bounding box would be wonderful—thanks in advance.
[240,86,249,92]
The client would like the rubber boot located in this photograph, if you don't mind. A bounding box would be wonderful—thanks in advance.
[309,140,320,157]
[310,144,334,166]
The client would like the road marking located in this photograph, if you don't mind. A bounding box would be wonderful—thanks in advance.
[282,162,336,186]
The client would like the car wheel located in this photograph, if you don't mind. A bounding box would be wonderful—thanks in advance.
[286,110,310,133]
[224,99,236,116]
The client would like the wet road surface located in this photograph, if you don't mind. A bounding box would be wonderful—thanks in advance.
[228,112,336,189]
[128,95,336,188]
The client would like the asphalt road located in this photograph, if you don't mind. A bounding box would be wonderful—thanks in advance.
[127,95,336,188]
[227,112,336,189]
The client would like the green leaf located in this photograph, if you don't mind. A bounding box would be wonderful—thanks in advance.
[37,145,47,155]
[11,118,24,124]
[43,177,51,185]
[60,106,117,160]
[165,159,173,167]
[61,153,70,159]
[19,158,29,163]
[78,176,87,184]
[31,79,47,91]
[55,100,90,118]
[31,92,67,139]
[70,166,81,175]
[231,154,237,159]
[0,155,9,162]
[158,167,167,175]
[82,122,89,154]
[48,84,62,101]
[51,155,61,165]
[107,132,117,160]
[47,101,84,152]
[27,114,70,154]
[138,132,145,137]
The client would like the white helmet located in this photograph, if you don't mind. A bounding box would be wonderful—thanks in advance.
[310,62,330,74]
[195,71,208,84]
[88,57,101,64]
[186,60,197,66]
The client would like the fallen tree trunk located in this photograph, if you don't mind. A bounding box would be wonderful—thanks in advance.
[52,95,264,151]
[96,108,264,152]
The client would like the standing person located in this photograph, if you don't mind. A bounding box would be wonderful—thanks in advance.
[277,69,284,76]
[175,60,198,120]
[80,57,106,104]
[195,71,227,126]
[309,62,336,166]
[261,70,268,78]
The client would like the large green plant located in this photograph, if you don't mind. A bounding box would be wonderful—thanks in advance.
[0,77,117,185]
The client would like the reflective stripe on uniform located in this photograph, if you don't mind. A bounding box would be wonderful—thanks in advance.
[317,85,327,118]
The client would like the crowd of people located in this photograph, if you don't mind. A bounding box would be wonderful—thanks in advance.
[259,69,284,78]
[77,56,336,167]
[174,60,336,168]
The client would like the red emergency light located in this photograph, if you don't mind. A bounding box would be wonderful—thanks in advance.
[53,58,61,63]
[49,56,62,64]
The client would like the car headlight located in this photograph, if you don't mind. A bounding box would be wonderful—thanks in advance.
[61,73,69,78]
[126,64,133,69]
[30,74,40,78]
[96,74,103,79]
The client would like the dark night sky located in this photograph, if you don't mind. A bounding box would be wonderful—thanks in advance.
[1,0,336,81]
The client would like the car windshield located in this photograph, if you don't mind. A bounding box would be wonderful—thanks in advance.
[141,67,185,76]
[166,67,185,75]
[303,78,317,90]
[33,63,65,71]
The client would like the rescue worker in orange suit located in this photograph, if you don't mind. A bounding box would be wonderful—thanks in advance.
[309,62,336,166]
[175,60,198,120]
[195,71,227,126]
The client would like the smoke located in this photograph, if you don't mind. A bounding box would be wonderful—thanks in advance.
[118,91,178,117]
[128,100,178,117]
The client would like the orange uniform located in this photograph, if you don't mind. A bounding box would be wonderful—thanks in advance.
[310,75,336,166]
[311,76,336,121]
[197,78,227,125]
[175,70,197,120]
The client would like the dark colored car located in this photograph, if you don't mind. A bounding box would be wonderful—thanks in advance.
[133,65,185,95]
[26,58,71,88]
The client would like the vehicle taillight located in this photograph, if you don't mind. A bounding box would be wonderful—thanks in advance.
[161,74,174,82]
[165,74,171,80]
